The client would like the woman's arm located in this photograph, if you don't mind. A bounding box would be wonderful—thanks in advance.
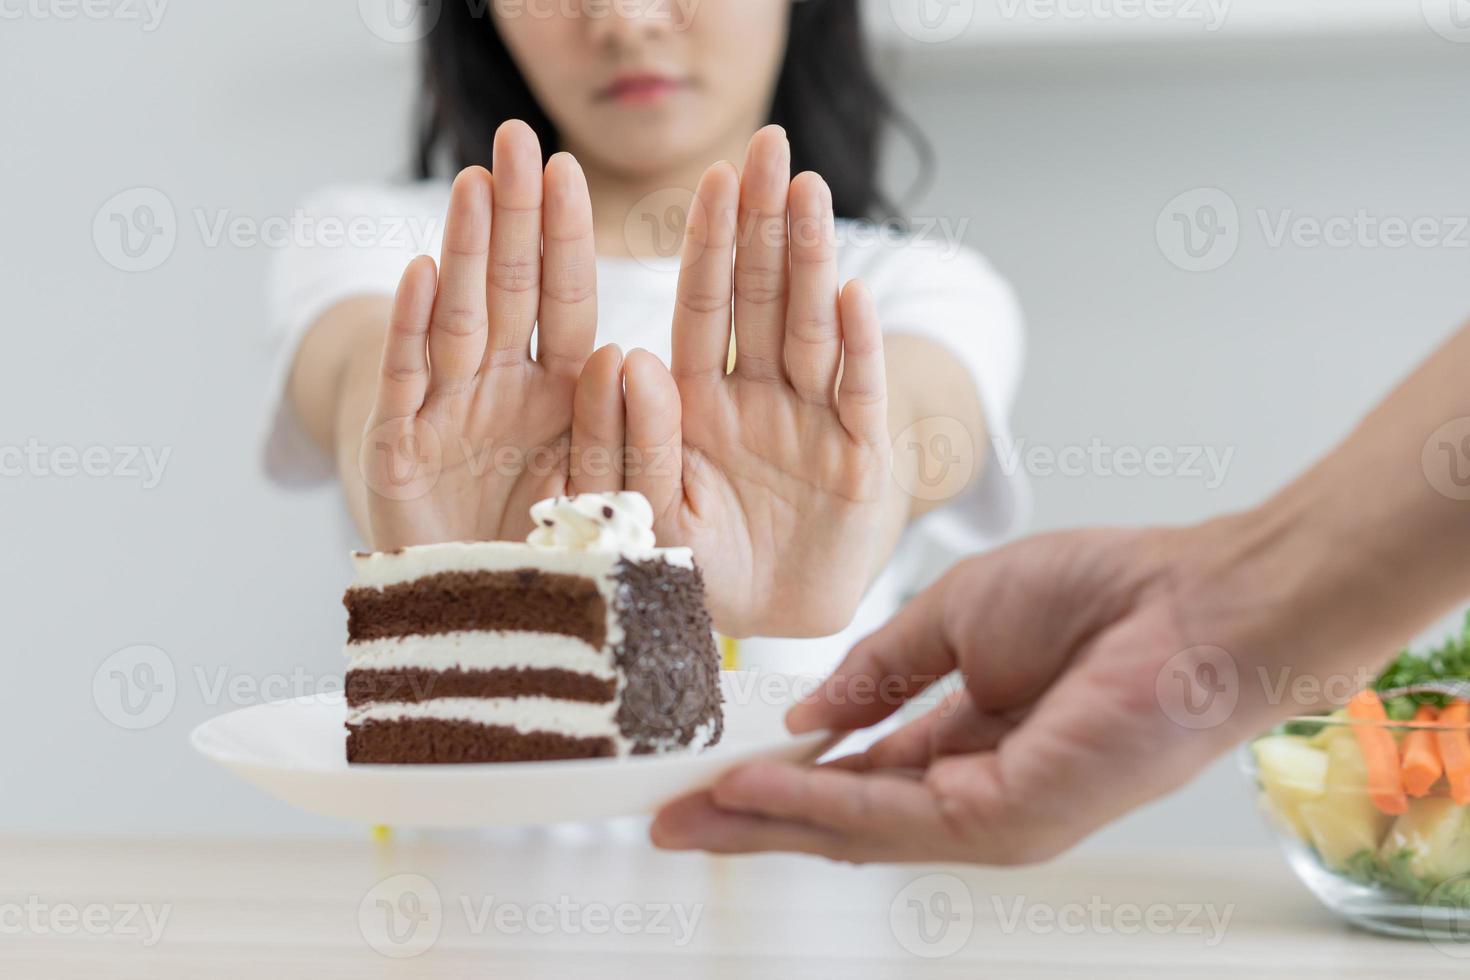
[861,333,991,572]
[651,320,1470,863]
[883,333,991,525]
[287,296,390,535]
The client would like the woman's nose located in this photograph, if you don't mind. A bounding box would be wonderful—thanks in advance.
[582,0,684,47]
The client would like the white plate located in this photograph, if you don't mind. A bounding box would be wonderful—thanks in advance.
[191,671,832,828]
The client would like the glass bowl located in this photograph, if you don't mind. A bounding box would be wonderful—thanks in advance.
[1241,713,1470,940]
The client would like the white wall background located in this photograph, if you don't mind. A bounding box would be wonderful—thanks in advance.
[4,2,1470,845]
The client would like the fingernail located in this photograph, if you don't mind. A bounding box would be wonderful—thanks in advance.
[648,818,688,850]
[785,702,817,734]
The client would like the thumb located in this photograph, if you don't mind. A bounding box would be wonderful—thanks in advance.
[788,530,1145,736]
[622,349,684,528]
[787,568,959,734]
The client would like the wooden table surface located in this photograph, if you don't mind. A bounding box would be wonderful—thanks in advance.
[3,827,1465,978]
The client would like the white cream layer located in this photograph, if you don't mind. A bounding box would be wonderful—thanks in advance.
[344,631,615,680]
[350,541,692,590]
[345,696,625,749]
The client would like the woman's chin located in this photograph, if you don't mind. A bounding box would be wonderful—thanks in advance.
[574,121,727,179]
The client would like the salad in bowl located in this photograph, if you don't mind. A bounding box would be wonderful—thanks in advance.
[1244,615,1470,939]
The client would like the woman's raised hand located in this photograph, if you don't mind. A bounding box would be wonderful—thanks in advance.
[622,126,897,637]
[360,121,625,549]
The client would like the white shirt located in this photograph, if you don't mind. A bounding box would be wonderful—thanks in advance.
[261,182,1030,675]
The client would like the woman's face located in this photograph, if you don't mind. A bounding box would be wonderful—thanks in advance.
[493,0,790,178]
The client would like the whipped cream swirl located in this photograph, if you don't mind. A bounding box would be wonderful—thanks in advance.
[527,492,657,552]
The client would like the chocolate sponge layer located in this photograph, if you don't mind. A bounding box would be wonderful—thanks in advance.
[345,569,606,646]
[347,719,615,764]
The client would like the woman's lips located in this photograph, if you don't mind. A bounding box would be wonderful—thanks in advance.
[598,73,689,106]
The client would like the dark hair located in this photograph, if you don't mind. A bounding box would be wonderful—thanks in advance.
[414,1,931,220]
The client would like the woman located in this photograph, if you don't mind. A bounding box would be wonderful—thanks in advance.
[264,0,1026,670]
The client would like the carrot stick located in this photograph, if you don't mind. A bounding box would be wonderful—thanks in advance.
[1436,700,1470,806]
[1401,704,1443,798]
[1347,690,1409,815]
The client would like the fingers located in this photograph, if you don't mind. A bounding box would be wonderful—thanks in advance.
[373,255,437,421]
[835,280,888,445]
[670,162,739,385]
[650,726,1103,865]
[783,171,842,403]
[715,762,946,839]
[831,695,1013,774]
[537,152,598,379]
[731,125,791,383]
[787,572,958,734]
[651,792,853,859]
[485,120,544,364]
[651,762,957,862]
[569,344,624,495]
[427,167,491,394]
[622,349,683,524]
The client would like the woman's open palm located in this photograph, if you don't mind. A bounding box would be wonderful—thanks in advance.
[360,122,623,550]
[623,127,895,637]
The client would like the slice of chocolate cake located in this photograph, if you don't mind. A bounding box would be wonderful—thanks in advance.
[343,493,724,764]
